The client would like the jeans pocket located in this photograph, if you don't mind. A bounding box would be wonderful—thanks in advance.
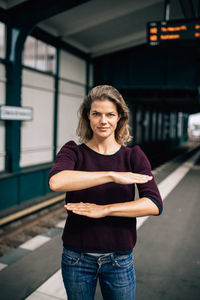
[62,248,80,266]
[114,253,133,268]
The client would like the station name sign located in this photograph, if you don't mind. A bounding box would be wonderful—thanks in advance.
[0,105,33,121]
[147,18,200,46]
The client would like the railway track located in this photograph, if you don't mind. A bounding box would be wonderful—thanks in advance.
[0,200,67,257]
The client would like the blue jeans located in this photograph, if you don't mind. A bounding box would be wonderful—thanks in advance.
[61,247,135,300]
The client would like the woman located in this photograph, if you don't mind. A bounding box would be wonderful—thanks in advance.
[48,85,163,300]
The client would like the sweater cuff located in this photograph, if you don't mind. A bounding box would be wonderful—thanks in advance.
[145,196,163,215]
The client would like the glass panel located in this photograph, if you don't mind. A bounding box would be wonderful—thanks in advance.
[23,36,56,74]
[0,22,5,58]
[23,36,36,68]
[152,111,156,141]
[36,40,47,71]
[158,112,163,140]
[178,112,183,137]
[47,45,56,73]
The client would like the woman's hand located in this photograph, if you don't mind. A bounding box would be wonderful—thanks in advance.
[65,202,108,218]
[65,196,159,219]
[111,172,152,185]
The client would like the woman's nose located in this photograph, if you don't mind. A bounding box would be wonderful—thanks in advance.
[100,115,107,123]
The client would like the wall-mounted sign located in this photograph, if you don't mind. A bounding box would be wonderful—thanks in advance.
[0,105,33,121]
[147,18,200,46]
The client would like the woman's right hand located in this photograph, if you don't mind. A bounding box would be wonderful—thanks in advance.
[111,171,152,185]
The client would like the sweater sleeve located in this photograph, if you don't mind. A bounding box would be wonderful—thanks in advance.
[48,140,78,181]
[131,145,163,215]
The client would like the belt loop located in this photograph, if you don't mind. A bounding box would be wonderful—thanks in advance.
[80,252,84,261]
[110,253,116,266]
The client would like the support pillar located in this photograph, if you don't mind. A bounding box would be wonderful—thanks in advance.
[53,48,60,161]
[5,27,30,172]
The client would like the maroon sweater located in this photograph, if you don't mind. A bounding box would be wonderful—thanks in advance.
[48,141,163,253]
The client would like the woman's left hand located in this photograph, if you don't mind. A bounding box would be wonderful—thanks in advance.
[64,202,108,218]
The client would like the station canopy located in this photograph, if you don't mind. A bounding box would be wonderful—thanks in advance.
[0,0,199,57]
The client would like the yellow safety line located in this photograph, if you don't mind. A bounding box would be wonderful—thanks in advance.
[0,194,65,227]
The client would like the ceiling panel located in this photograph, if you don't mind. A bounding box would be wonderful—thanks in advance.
[64,1,164,55]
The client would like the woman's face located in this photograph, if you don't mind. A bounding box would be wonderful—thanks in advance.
[88,99,120,140]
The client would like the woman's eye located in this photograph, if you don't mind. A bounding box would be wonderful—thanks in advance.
[92,112,99,116]
[108,113,115,117]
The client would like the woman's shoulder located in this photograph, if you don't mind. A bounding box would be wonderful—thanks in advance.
[126,143,151,168]
[62,140,78,148]
[58,140,81,156]
[123,143,142,154]
[123,143,148,162]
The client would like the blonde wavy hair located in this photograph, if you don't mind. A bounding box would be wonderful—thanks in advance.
[76,85,132,146]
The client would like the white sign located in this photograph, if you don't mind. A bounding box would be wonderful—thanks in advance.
[0,105,33,121]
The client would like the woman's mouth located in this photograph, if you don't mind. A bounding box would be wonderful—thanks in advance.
[98,127,109,131]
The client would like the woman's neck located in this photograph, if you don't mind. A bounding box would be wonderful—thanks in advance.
[86,136,121,155]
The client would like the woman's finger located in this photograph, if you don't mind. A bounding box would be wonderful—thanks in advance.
[131,174,153,183]
[65,203,86,209]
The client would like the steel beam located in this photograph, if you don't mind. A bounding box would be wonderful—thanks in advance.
[164,0,170,21]
[178,0,187,18]
[7,0,91,28]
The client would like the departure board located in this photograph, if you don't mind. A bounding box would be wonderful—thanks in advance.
[147,18,200,46]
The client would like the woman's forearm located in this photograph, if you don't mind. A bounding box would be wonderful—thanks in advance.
[106,197,159,217]
[49,170,113,192]
[49,170,152,192]
[65,197,159,218]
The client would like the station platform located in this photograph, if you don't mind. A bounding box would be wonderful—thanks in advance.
[0,145,200,300]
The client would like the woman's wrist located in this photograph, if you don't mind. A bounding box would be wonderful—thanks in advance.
[107,171,114,182]
[108,171,116,183]
[104,198,159,218]
[105,203,118,216]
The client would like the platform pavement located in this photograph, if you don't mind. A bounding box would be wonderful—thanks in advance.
[0,145,199,300]
[135,154,200,300]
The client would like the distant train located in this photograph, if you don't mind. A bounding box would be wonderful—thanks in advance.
[188,124,200,141]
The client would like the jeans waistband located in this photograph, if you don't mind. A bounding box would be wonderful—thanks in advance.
[63,247,133,264]
[85,252,113,257]
[63,245,132,256]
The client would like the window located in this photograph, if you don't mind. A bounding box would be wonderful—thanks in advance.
[0,22,5,58]
[47,45,56,73]
[36,39,47,71]
[23,36,36,68]
[23,36,56,73]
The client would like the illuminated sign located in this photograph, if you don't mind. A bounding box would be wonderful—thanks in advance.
[0,105,33,121]
[147,19,200,46]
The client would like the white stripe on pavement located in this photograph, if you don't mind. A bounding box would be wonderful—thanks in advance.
[0,262,7,271]
[136,149,200,229]
[19,235,51,251]
[55,220,65,229]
